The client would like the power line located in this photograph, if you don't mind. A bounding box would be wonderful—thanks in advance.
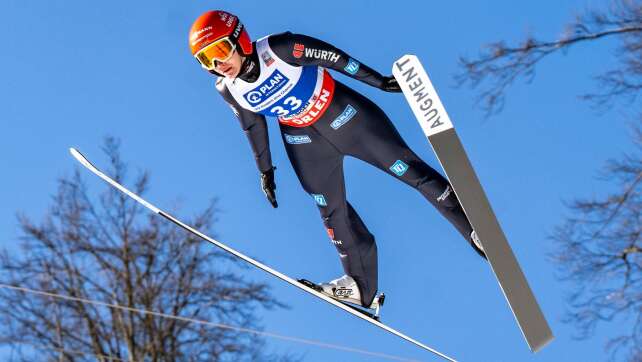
[0,283,419,362]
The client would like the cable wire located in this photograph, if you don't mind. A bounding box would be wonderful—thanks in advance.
[0,283,419,362]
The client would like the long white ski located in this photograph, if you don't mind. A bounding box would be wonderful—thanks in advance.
[69,147,457,362]
[392,55,553,352]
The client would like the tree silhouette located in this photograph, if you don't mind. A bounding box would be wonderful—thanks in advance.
[457,1,642,360]
[457,0,642,116]
[0,138,292,362]
[551,127,642,361]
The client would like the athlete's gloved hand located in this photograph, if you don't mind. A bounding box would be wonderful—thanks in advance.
[381,76,402,93]
[260,166,278,208]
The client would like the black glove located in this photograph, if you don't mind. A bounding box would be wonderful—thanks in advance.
[381,76,402,93]
[260,166,278,208]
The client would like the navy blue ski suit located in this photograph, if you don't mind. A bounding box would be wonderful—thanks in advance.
[216,32,477,306]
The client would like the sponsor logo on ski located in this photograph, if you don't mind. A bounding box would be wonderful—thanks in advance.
[344,58,360,75]
[330,105,357,130]
[312,194,327,207]
[292,43,305,58]
[244,70,289,105]
[331,239,343,245]
[261,51,274,67]
[284,134,312,144]
[390,160,409,176]
[437,185,452,202]
[394,57,449,133]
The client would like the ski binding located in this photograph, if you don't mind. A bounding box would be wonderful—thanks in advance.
[298,279,385,321]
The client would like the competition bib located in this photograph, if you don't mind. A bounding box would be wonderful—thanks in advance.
[224,36,335,127]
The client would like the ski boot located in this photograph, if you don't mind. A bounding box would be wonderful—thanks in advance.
[470,230,487,259]
[298,275,385,320]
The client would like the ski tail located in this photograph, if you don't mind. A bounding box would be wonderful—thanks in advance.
[392,55,553,353]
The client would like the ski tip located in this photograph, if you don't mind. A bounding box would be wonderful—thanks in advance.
[69,147,84,162]
[68,147,96,171]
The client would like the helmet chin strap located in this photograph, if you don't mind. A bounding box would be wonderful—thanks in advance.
[230,56,247,84]
[237,56,251,76]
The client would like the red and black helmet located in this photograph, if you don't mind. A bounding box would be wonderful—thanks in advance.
[189,10,253,59]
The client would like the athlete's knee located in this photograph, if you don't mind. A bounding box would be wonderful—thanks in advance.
[416,175,460,210]
[433,183,460,209]
[387,156,435,184]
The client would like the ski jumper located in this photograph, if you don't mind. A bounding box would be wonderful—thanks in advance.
[216,32,474,306]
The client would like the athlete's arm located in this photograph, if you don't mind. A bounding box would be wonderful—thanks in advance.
[216,79,272,172]
[267,32,400,92]
[216,79,278,207]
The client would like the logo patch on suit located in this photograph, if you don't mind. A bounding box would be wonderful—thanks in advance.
[437,185,453,202]
[344,58,360,75]
[312,194,327,207]
[390,160,409,176]
[243,69,289,105]
[330,105,357,130]
[261,51,274,67]
[284,134,312,144]
[326,228,335,239]
[292,43,305,58]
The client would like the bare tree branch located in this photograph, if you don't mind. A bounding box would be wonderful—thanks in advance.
[550,123,642,361]
[0,137,295,362]
[457,0,642,116]
[458,4,642,356]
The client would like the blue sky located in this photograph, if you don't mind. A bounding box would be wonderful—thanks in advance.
[1,1,634,361]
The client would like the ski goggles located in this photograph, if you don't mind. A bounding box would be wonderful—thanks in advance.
[194,37,236,70]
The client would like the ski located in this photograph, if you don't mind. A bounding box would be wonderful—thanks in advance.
[392,55,553,352]
[69,147,457,362]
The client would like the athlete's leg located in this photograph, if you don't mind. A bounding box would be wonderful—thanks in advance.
[318,83,479,253]
[279,124,379,305]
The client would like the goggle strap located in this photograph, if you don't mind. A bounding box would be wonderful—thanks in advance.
[229,19,243,47]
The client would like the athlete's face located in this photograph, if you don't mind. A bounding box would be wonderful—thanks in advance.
[214,50,243,78]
